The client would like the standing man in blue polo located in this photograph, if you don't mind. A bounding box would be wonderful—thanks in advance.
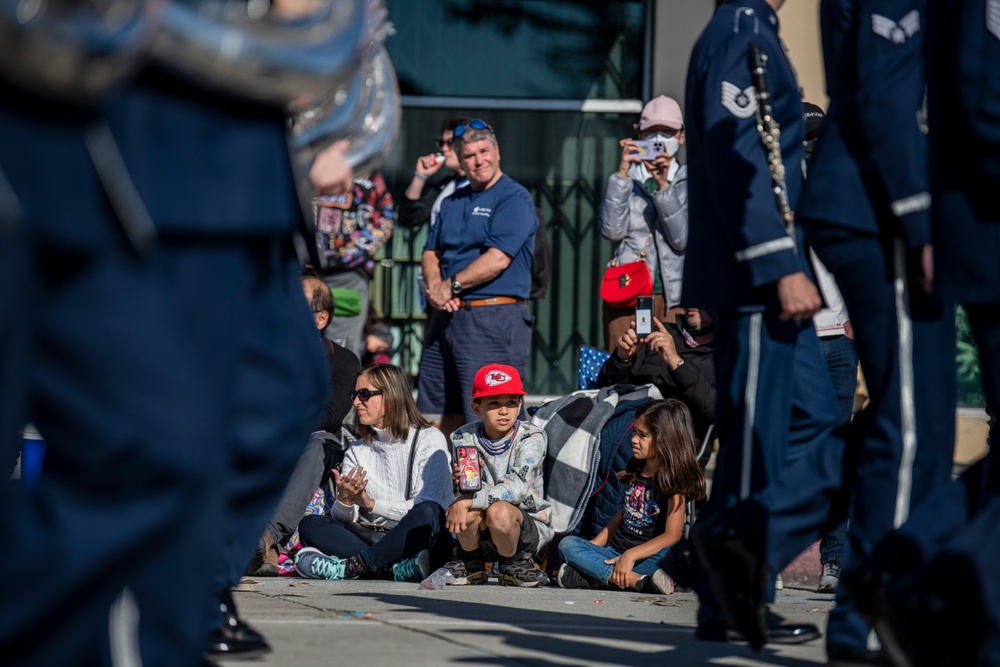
[419,120,537,435]
[683,0,840,647]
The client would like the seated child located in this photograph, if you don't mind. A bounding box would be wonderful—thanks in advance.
[443,364,552,587]
[557,398,706,593]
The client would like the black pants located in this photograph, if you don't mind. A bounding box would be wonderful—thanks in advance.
[299,501,452,573]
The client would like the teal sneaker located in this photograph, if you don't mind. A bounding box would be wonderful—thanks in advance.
[392,550,431,583]
[295,547,349,581]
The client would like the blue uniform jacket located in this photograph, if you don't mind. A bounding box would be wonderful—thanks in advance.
[799,0,930,247]
[927,0,1000,303]
[101,68,302,236]
[683,0,809,313]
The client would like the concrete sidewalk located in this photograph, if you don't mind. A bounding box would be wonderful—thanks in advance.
[219,575,834,667]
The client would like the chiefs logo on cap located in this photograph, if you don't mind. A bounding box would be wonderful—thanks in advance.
[473,363,525,399]
[485,370,512,387]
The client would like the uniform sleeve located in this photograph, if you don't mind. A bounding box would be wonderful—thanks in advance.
[856,0,930,247]
[700,31,806,288]
[952,0,1000,184]
[483,186,538,258]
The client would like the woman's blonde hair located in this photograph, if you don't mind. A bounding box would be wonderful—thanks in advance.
[356,364,431,442]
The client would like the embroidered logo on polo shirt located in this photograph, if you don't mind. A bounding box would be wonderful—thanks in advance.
[988,0,1000,40]
[471,206,492,217]
[721,81,757,119]
[872,10,920,45]
[485,370,512,387]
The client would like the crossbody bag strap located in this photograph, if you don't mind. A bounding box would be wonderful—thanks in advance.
[405,427,420,499]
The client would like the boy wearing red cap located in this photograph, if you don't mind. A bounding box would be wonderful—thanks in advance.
[442,364,552,587]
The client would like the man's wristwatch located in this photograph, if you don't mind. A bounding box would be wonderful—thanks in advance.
[450,276,463,295]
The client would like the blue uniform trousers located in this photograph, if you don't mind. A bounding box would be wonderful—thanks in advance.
[0,173,325,667]
[749,226,955,651]
[151,236,328,635]
[696,310,840,613]
[0,226,223,666]
[900,306,1000,664]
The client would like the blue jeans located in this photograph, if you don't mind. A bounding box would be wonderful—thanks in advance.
[819,334,858,564]
[558,535,671,584]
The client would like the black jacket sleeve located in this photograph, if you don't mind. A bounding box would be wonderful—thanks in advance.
[395,182,444,229]
[319,342,361,433]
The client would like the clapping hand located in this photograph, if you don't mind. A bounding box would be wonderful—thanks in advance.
[332,466,368,506]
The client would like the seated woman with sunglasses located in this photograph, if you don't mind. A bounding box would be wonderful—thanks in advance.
[294,364,455,582]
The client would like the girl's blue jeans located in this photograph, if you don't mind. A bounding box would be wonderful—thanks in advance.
[558,535,671,583]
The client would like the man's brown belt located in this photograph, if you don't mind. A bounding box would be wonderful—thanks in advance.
[457,297,527,308]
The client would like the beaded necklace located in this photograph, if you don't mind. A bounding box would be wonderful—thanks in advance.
[477,420,520,456]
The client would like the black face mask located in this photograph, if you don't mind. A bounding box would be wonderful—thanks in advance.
[677,314,714,337]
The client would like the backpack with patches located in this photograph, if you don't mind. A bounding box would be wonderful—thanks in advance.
[313,171,394,273]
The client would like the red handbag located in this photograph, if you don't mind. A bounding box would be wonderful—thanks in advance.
[600,259,652,308]
[600,233,654,308]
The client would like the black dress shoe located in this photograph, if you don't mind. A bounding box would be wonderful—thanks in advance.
[826,644,888,666]
[695,614,821,645]
[205,589,271,659]
[691,506,770,650]
[872,562,982,667]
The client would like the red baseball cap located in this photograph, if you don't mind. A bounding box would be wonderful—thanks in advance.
[472,363,526,399]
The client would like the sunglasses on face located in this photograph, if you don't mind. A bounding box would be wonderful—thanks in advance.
[436,137,453,149]
[452,119,492,139]
[350,388,383,402]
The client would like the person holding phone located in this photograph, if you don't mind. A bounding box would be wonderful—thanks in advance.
[294,365,455,583]
[599,95,689,351]
[442,364,552,587]
[596,308,716,443]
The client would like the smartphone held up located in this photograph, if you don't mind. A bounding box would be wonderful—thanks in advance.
[629,139,666,161]
[635,296,653,336]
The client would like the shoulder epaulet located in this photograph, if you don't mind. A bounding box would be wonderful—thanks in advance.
[732,6,759,35]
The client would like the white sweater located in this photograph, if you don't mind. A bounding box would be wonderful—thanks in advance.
[333,426,454,527]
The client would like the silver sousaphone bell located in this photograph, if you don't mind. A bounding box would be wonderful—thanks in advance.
[0,0,164,100]
[287,42,399,207]
[153,0,378,105]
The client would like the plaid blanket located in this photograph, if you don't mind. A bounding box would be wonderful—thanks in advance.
[530,384,663,533]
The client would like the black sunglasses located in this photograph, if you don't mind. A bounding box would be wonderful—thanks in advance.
[350,388,383,402]
[453,119,492,139]
[436,137,453,149]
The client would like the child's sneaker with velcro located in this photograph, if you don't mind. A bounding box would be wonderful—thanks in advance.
[497,554,549,588]
[442,558,488,585]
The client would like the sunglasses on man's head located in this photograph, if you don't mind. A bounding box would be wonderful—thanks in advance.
[350,388,383,402]
[453,119,492,139]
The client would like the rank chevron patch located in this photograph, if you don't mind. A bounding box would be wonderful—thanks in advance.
[872,9,920,44]
[721,81,757,119]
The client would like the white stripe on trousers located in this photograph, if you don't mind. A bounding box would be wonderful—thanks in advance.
[892,238,918,528]
[110,587,142,667]
[741,312,763,501]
